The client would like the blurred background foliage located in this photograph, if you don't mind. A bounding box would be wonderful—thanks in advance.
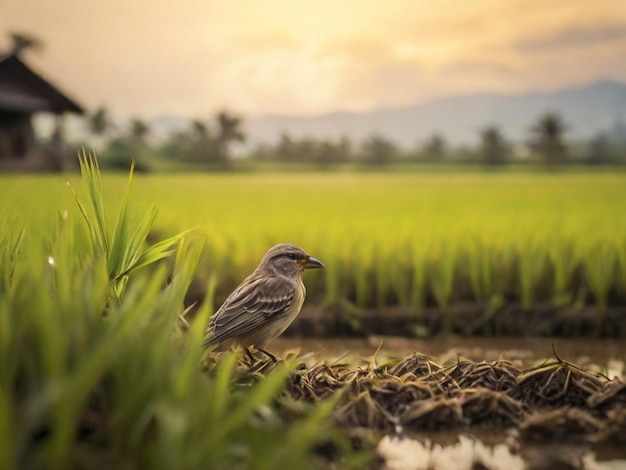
[72,106,626,173]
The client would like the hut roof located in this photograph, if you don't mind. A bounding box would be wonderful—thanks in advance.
[0,53,83,114]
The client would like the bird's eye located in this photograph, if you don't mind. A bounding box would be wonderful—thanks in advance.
[287,253,297,260]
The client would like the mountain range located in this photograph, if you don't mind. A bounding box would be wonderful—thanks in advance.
[151,80,626,148]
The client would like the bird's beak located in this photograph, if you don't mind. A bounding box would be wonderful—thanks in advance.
[303,256,324,269]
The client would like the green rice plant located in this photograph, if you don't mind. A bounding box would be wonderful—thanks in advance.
[616,240,626,301]
[463,237,493,303]
[2,170,625,318]
[488,245,518,333]
[387,243,413,309]
[354,243,375,308]
[374,246,395,309]
[457,238,511,334]
[583,241,617,314]
[314,240,341,307]
[489,244,516,296]
[518,239,548,311]
[0,159,362,469]
[548,238,581,308]
[428,240,457,332]
[67,150,190,300]
[409,241,429,318]
[322,257,341,307]
[0,217,25,296]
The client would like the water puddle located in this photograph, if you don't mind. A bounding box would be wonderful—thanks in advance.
[377,433,626,470]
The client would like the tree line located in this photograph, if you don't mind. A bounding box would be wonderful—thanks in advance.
[85,107,244,171]
[83,107,626,171]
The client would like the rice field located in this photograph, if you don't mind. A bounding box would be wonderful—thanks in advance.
[2,168,625,323]
[1,159,626,468]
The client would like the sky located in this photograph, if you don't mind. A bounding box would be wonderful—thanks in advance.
[2,0,626,120]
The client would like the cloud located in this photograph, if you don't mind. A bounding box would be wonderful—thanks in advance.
[441,60,517,78]
[515,24,626,52]
[4,0,625,117]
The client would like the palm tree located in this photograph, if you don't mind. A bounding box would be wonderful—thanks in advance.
[130,118,150,144]
[585,133,615,165]
[360,135,397,165]
[276,134,297,162]
[420,134,447,162]
[529,112,568,166]
[88,106,115,141]
[215,111,245,164]
[479,126,509,166]
[191,119,210,141]
[184,119,213,162]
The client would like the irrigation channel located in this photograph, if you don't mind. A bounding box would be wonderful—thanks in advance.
[244,336,626,469]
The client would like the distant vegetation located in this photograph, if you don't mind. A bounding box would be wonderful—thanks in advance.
[62,107,626,172]
[82,108,246,172]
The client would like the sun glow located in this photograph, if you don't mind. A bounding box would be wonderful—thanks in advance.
[2,0,625,116]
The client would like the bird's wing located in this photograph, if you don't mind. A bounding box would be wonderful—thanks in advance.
[204,274,296,345]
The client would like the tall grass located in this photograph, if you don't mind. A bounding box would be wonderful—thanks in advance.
[0,154,359,469]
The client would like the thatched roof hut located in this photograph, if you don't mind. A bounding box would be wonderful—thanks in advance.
[0,52,83,171]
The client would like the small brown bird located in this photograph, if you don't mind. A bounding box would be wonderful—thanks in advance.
[204,243,324,361]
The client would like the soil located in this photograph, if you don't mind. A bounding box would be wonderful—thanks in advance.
[287,302,626,338]
[195,294,626,468]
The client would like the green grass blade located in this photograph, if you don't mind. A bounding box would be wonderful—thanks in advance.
[123,204,158,269]
[78,150,110,255]
[107,160,136,278]
[123,230,193,277]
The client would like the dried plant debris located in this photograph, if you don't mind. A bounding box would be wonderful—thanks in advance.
[215,349,626,450]
[459,388,524,428]
[511,360,606,409]
[519,408,604,443]
[587,379,626,414]
[597,406,626,443]
[445,359,520,392]
[383,353,442,378]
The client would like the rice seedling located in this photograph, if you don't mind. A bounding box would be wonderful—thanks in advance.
[354,242,375,308]
[428,240,457,332]
[583,240,619,335]
[615,240,626,302]
[409,242,429,318]
[462,236,494,304]
[67,151,191,301]
[387,242,413,309]
[517,238,549,311]
[548,238,581,308]
[374,245,396,308]
[0,217,25,296]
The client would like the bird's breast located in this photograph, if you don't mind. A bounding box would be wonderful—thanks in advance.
[289,279,306,321]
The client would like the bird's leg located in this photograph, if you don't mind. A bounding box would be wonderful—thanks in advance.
[243,347,257,364]
[255,347,279,362]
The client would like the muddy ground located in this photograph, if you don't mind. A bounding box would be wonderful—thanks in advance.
[226,340,626,469]
[288,303,626,338]
[199,297,626,468]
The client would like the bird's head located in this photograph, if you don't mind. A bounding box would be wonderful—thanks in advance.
[260,243,324,277]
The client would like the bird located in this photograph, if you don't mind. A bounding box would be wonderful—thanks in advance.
[204,243,324,362]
